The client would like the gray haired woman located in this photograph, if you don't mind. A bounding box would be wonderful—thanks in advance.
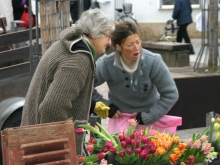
[21,8,115,155]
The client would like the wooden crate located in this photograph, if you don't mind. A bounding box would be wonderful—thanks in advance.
[1,118,78,165]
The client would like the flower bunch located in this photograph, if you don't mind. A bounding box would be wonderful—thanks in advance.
[169,129,218,165]
[209,116,220,152]
[76,119,180,165]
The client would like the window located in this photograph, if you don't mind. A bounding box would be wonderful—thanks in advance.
[160,0,201,9]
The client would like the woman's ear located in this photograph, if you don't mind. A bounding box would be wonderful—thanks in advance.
[116,44,121,51]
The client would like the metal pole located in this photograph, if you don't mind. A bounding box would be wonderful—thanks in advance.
[78,0,84,19]
[29,0,34,79]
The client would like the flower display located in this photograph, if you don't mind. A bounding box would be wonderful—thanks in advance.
[75,119,218,165]
[209,116,220,152]
[170,129,218,165]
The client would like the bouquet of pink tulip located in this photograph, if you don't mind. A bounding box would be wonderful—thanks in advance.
[75,119,180,165]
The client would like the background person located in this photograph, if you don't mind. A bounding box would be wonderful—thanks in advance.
[21,8,115,155]
[93,21,179,133]
[168,0,195,54]
[70,0,91,23]
[12,0,28,21]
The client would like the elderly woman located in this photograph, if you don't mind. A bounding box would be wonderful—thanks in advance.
[21,8,115,155]
[93,21,179,133]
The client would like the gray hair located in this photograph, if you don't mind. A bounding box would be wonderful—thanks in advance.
[75,8,115,38]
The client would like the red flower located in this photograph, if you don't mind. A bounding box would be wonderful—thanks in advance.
[125,137,131,144]
[144,154,150,160]
[86,144,94,153]
[186,155,195,165]
[98,152,106,160]
[119,134,125,141]
[88,137,96,144]
[78,156,85,163]
[101,146,109,152]
[109,147,117,154]
[105,141,113,148]
[126,148,132,155]
[75,128,85,134]
[131,139,136,147]
[135,148,142,154]
[118,151,125,157]
[139,151,146,158]
[141,136,149,144]
[121,141,127,148]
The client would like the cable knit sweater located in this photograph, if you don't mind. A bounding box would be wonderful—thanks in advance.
[21,26,96,155]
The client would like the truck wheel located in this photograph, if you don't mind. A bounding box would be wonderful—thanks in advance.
[0,108,22,165]
[1,107,23,130]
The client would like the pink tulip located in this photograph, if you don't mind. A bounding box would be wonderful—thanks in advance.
[75,128,85,134]
[118,151,125,157]
[141,136,149,144]
[125,137,131,144]
[144,154,150,160]
[88,137,96,144]
[121,141,127,148]
[86,144,94,153]
[119,134,125,141]
[126,148,132,155]
[128,119,137,126]
[135,148,142,154]
[131,139,136,147]
[136,139,140,148]
[105,141,113,148]
[98,152,106,160]
[130,133,136,139]
[139,151,146,158]
[109,147,117,154]
[149,145,156,154]
[78,156,85,163]
[101,146,109,153]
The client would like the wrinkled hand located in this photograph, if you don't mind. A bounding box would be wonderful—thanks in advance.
[94,102,110,119]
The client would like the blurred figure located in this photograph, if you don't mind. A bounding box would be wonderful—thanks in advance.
[70,0,91,23]
[168,0,195,54]
[0,0,13,31]
[12,0,28,21]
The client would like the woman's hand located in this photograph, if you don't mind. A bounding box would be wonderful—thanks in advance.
[112,110,123,118]
[24,4,28,8]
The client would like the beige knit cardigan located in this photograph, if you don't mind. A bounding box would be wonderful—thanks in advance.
[21,27,96,155]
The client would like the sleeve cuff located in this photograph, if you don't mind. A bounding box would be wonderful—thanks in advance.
[108,104,118,118]
[136,112,144,125]
[90,99,96,116]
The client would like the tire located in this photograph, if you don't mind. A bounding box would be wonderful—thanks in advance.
[118,15,138,25]
[0,108,23,165]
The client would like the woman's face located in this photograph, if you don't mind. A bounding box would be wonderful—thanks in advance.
[118,34,141,63]
[92,33,112,55]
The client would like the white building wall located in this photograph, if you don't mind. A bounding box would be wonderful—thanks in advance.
[99,0,202,23]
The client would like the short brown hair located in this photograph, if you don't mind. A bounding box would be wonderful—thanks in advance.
[111,21,139,47]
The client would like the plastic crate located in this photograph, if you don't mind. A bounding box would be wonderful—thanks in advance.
[123,3,132,14]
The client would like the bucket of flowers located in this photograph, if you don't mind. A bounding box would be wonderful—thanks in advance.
[209,116,220,156]
[169,128,218,165]
[76,119,181,165]
[76,119,218,165]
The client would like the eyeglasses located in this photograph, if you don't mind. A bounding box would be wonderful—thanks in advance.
[100,32,112,41]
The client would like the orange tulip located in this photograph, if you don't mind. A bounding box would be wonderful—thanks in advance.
[169,153,179,165]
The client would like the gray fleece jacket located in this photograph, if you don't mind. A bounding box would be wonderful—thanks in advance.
[93,49,179,125]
